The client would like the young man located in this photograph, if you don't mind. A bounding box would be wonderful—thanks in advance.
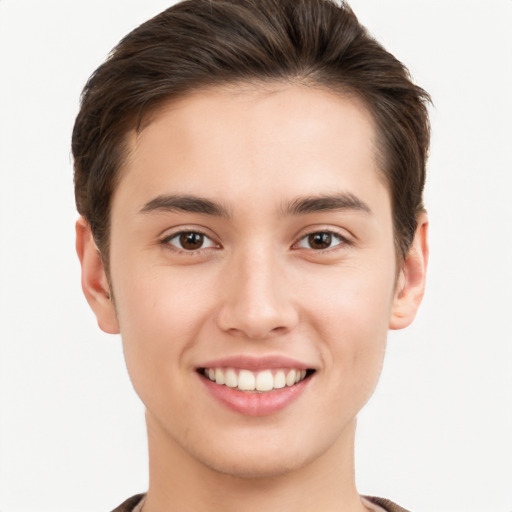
[73,1,430,511]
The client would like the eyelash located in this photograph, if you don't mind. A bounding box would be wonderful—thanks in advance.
[294,230,350,251]
[161,230,218,253]
[160,229,350,254]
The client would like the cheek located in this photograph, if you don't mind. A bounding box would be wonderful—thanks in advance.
[110,262,216,400]
[113,258,215,337]
[302,263,395,389]
[305,260,395,334]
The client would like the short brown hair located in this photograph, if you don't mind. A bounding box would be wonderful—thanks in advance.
[72,0,431,264]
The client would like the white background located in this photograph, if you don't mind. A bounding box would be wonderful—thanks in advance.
[0,1,511,511]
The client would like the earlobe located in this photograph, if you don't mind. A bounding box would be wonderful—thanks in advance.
[389,212,429,330]
[75,217,120,334]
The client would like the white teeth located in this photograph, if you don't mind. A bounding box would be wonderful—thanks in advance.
[286,369,296,387]
[238,370,256,391]
[295,370,306,383]
[204,367,310,392]
[214,368,225,385]
[255,370,274,392]
[225,368,238,388]
[274,370,286,389]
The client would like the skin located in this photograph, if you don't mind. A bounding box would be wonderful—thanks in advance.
[77,84,428,512]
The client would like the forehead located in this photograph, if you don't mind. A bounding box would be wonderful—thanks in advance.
[115,84,388,216]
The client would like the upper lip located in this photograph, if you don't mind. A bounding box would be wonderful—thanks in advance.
[198,355,314,371]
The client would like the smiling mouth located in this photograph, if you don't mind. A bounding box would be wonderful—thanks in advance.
[199,367,315,393]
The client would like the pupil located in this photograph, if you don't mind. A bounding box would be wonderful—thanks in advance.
[309,232,331,249]
[180,232,203,250]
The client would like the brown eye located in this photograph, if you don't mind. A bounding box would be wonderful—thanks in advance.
[307,232,332,250]
[165,231,216,251]
[179,232,204,250]
[296,231,346,251]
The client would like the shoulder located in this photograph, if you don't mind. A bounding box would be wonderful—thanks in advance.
[364,496,411,512]
[110,493,146,512]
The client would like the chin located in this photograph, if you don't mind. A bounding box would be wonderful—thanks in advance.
[197,452,303,480]
[183,429,323,480]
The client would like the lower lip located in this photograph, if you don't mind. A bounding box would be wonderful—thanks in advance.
[199,373,311,416]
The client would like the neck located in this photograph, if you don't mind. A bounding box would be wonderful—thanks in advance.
[143,414,368,512]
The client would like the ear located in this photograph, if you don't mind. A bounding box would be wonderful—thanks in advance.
[75,217,120,334]
[389,212,429,330]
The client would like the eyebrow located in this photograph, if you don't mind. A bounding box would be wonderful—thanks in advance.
[139,194,230,217]
[283,193,372,216]
[139,192,371,218]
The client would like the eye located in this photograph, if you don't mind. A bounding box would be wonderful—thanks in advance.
[163,231,217,251]
[296,231,347,250]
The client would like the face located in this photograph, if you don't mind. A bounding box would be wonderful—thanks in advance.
[78,84,427,479]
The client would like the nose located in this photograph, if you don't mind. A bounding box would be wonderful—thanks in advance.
[216,247,299,340]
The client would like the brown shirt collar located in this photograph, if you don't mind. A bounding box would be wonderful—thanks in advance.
[111,494,410,512]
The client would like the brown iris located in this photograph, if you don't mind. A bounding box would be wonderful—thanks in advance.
[307,232,333,250]
[179,232,204,250]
